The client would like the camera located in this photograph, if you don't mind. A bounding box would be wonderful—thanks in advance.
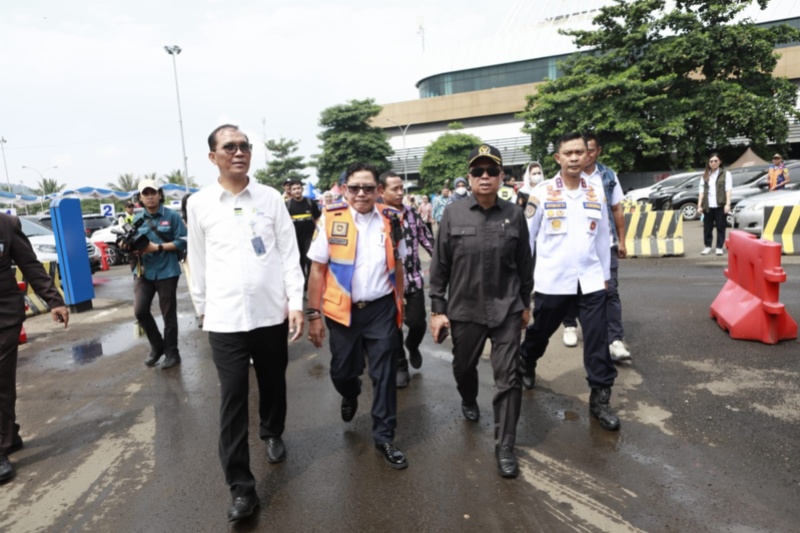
[113,217,149,251]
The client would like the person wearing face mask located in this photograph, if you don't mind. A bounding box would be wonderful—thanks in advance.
[520,162,544,194]
[451,177,470,201]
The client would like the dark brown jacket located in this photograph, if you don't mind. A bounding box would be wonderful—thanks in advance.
[0,213,65,328]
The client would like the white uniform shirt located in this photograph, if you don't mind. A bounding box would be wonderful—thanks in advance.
[528,174,611,295]
[703,169,733,208]
[187,179,304,333]
[307,205,394,302]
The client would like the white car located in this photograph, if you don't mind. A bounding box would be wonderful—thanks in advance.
[624,171,701,202]
[20,216,101,273]
[732,188,800,236]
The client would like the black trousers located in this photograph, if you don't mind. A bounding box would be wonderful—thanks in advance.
[703,207,727,249]
[397,288,427,370]
[0,325,22,455]
[134,276,180,357]
[327,294,399,445]
[451,314,522,447]
[563,248,624,343]
[208,321,289,498]
[520,290,617,389]
[298,236,312,284]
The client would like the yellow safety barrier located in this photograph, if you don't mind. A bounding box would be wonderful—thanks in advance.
[14,261,65,317]
[762,205,800,255]
[624,210,684,257]
[621,203,652,214]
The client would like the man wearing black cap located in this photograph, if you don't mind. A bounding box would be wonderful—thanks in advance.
[429,144,533,479]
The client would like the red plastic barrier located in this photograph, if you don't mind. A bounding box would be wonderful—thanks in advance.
[95,241,110,271]
[710,230,797,344]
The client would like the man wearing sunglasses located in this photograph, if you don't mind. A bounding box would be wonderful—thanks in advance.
[187,124,304,522]
[519,132,620,432]
[306,162,408,471]
[429,144,533,479]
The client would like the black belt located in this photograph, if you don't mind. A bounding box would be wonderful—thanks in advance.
[353,293,393,310]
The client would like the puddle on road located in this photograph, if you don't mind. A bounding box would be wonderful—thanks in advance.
[556,409,580,421]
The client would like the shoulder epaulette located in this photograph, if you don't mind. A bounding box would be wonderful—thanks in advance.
[325,201,348,211]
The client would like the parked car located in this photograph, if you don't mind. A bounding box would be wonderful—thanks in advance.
[35,213,113,238]
[731,188,800,236]
[648,172,703,210]
[666,166,770,221]
[625,171,700,202]
[20,216,102,273]
[90,218,127,265]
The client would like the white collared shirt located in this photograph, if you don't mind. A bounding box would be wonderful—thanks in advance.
[307,205,394,302]
[528,173,611,295]
[187,179,304,333]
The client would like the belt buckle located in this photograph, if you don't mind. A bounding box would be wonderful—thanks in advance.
[355,301,368,309]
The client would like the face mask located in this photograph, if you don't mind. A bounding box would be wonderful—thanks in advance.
[455,187,467,196]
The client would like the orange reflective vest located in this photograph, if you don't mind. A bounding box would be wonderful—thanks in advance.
[322,205,404,327]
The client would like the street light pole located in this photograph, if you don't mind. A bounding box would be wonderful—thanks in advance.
[385,119,413,190]
[22,165,57,213]
[164,45,190,193]
[0,137,10,192]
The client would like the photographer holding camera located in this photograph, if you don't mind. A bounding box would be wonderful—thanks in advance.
[122,179,187,369]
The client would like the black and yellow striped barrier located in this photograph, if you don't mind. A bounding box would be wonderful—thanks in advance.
[620,202,652,214]
[14,261,65,317]
[763,206,800,255]
[624,210,684,257]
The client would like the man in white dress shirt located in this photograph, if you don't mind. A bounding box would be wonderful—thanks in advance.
[306,162,408,470]
[519,132,620,431]
[187,124,304,522]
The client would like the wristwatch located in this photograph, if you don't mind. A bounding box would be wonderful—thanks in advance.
[158,244,164,253]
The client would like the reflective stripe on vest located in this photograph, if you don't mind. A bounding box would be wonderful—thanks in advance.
[322,208,402,327]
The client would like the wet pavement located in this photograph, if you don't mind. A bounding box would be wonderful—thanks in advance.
[2,226,799,532]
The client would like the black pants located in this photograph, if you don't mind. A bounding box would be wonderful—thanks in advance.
[208,321,289,498]
[451,314,522,447]
[397,288,427,370]
[134,276,180,357]
[0,325,22,455]
[327,294,399,445]
[563,248,624,343]
[298,236,312,285]
[703,207,727,250]
[521,290,617,389]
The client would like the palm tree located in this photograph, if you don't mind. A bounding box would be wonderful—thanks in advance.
[107,173,139,192]
[34,178,66,196]
[160,169,198,188]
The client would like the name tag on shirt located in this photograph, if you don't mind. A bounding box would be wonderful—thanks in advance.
[251,236,266,256]
[583,202,602,211]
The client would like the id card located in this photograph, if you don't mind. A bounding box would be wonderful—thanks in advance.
[251,236,266,256]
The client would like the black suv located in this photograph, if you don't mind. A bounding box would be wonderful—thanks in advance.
[666,165,770,220]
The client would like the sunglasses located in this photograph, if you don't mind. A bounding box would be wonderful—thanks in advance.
[220,142,253,155]
[468,165,501,178]
[346,184,377,194]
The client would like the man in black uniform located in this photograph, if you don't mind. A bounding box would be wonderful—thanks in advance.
[285,179,321,286]
[0,213,69,482]
[429,144,533,479]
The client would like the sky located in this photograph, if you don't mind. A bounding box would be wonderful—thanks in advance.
[0,0,521,191]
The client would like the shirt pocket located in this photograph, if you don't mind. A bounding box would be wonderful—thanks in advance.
[585,208,601,235]
[451,225,478,259]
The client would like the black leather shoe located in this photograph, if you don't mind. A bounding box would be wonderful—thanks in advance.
[375,442,408,469]
[408,346,423,369]
[520,358,535,390]
[396,367,410,389]
[589,388,620,431]
[495,445,519,478]
[0,455,14,483]
[144,345,164,367]
[266,437,286,464]
[227,495,259,522]
[461,401,480,422]
[160,354,181,369]
[341,396,358,422]
[9,434,23,455]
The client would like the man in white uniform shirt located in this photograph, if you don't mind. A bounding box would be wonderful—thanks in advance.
[187,124,304,523]
[519,132,620,431]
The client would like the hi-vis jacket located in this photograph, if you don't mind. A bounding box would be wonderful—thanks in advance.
[321,202,404,327]
[526,174,611,295]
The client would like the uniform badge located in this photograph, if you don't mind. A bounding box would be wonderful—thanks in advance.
[329,237,348,246]
[590,221,597,231]
[479,145,491,156]
[551,219,562,230]
[546,210,553,217]
[525,203,537,219]
[331,221,348,237]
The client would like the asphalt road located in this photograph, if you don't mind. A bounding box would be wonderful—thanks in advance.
[2,224,798,533]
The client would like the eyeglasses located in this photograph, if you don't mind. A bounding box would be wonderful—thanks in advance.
[220,142,253,155]
[468,166,501,178]
[346,184,377,194]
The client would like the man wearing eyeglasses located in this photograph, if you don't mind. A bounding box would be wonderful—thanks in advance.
[187,124,304,522]
[306,162,408,471]
[429,144,533,479]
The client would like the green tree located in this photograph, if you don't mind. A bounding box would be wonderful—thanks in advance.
[254,137,308,189]
[313,98,393,190]
[107,173,139,192]
[160,169,198,188]
[33,178,65,196]
[519,0,800,173]
[418,124,482,194]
